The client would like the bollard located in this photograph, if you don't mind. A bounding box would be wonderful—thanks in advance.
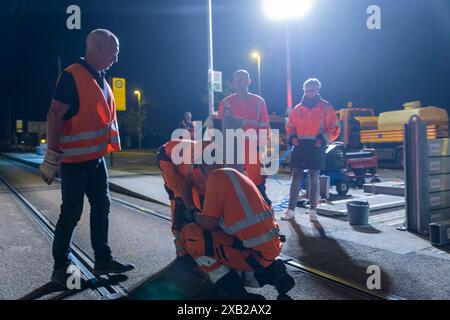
[404,115,429,234]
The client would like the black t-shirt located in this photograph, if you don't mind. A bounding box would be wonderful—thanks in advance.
[53,58,108,120]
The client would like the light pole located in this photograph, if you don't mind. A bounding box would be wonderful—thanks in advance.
[134,90,142,149]
[251,51,262,96]
[207,0,215,128]
[263,0,314,115]
[285,23,293,114]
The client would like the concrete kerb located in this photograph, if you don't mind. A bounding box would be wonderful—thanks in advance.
[0,153,167,206]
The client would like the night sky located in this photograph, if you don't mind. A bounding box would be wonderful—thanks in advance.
[1,0,450,147]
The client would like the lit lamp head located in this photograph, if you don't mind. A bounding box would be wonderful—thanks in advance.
[134,90,141,103]
[263,0,314,20]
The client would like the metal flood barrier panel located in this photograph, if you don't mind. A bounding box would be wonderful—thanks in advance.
[429,220,450,246]
[317,194,404,216]
[404,115,450,239]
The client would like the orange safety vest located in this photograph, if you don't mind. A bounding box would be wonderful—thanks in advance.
[218,94,270,131]
[59,63,121,163]
[215,168,280,258]
[286,99,341,145]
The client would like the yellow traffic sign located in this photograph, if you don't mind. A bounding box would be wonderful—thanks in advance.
[16,120,23,133]
[112,77,126,111]
[28,121,47,134]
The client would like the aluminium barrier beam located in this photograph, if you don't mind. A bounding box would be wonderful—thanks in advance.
[404,115,450,241]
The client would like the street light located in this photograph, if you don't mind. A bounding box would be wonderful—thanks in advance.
[134,90,141,105]
[134,90,142,149]
[251,51,262,96]
[263,0,314,115]
[263,0,313,20]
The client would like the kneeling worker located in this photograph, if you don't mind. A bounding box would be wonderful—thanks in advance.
[180,162,295,299]
[157,139,206,259]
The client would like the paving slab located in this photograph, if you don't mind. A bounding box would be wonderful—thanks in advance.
[363,181,405,196]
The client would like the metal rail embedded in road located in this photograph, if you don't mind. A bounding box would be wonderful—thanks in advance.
[282,256,405,300]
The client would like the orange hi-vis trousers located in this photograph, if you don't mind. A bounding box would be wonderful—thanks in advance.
[237,144,272,206]
[180,223,278,283]
[164,186,203,257]
[165,187,204,258]
[234,142,265,186]
[159,157,204,257]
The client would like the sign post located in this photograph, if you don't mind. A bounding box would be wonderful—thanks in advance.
[111,77,127,167]
[112,77,126,111]
[209,70,222,93]
[16,120,23,133]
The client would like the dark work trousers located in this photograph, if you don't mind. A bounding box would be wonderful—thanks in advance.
[52,157,112,270]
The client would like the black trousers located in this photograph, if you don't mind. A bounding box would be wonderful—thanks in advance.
[52,157,112,270]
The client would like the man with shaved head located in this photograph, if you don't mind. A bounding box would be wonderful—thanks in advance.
[217,70,272,207]
[40,29,134,287]
[85,29,119,71]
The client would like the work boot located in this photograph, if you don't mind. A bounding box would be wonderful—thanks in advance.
[309,209,319,222]
[94,258,135,275]
[280,209,295,221]
[215,271,265,300]
[51,265,72,288]
[175,254,197,266]
[255,259,295,295]
[268,260,295,296]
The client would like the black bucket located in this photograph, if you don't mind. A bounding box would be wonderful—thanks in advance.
[346,201,370,225]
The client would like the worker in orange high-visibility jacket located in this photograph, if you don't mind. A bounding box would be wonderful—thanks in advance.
[179,163,295,299]
[281,78,341,222]
[157,139,207,258]
[217,70,272,207]
[39,29,134,288]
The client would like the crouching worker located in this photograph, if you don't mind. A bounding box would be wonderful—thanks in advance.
[157,139,206,259]
[179,163,295,299]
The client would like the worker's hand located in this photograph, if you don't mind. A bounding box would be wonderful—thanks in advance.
[288,135,300,147]
[39,149,63,185]
[175,197,185,207]
[185,207,201,223]
[173,198,188,231]
[315,135,326,148]
[314,139,322,147]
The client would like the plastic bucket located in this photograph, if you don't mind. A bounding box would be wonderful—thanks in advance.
[346,201,370,225]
